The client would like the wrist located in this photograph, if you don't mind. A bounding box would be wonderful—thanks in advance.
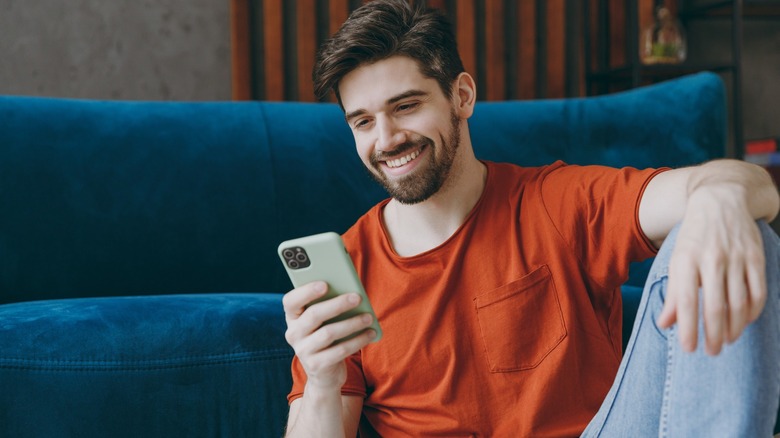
[687,160,779,222]
[289,382,347,438]
[304,379,344,402]
[686,182,748,214]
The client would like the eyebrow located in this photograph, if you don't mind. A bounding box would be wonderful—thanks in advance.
[344,89,429,123]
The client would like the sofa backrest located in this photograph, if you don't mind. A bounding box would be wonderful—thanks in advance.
[0,72,725,304]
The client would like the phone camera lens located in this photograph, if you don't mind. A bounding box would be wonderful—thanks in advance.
[283,246,310,269]
[281,246,311,269]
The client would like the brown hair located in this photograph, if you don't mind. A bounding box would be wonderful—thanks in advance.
[313,0,465,105]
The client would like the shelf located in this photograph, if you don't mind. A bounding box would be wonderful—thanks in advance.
[586,63,736,82]
[682,0,780,18]
[583,0,764,158]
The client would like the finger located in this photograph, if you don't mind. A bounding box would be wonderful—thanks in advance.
[725,259,748,343]
[286,292,364,347]
[664,255,699,353]
[314,313,375,348]
[658,254,690,329]
[745,246,767,323]
[283,281,328,318]
[296,293,363,336]
[657,286,678,329]
[293,313,374,358]
[701,253,727,355]
[307,328,377,372]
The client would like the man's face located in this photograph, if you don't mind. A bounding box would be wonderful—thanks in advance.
[339,56,461,205]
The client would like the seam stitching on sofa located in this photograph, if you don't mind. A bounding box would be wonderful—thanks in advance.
[0,348,293,370]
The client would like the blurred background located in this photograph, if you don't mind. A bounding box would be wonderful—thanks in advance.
[1,0,778,227]
[2,1,778,150]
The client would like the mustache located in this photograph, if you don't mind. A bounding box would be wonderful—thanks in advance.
[372,136,432,163]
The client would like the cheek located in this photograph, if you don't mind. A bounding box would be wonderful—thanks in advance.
[416,113,453,141]
[354,136,374,164]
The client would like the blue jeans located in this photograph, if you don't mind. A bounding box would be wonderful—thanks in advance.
[582,222,780,437]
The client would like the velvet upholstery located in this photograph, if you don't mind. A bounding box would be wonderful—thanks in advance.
[0,73,724,305]
[0,72,746,437]
[0,294,290,437]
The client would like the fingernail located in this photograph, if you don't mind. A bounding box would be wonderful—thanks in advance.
[348,293,361,304]
[314,281,327,294]
[362,314,372,324]
[367,329,377,339]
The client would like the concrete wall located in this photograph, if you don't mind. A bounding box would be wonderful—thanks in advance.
[0,0,231,101]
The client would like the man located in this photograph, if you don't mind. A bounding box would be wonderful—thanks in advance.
[282,1,780,436]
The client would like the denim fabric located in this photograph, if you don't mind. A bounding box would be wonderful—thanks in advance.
[583,222,780,437]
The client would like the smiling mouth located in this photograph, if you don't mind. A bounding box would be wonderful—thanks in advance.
[384,147,423,169]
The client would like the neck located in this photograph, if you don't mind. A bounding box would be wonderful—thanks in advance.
[382,147,487,257]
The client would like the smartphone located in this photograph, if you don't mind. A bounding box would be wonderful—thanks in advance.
[278,232,382,343]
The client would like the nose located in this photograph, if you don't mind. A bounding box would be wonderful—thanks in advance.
[375,115,406,153]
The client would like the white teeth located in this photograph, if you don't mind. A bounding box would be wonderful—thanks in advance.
[386,149,421,168]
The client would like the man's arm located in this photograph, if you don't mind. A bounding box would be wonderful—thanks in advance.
[638,159,779,355]
[287,394,363,437]
[282,281,375,437]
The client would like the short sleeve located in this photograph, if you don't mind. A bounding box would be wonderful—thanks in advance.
[287,351,367,404]
[539,163,668,290]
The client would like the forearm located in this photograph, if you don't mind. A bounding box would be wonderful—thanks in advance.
[640,159,780,245]
[286,385,349,438]
[282,282,372,437]
[686,159,779,223]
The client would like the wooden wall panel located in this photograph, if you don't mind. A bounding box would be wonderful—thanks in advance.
[329,0,350,35]
[426,0,447,10]
[296,0,317,101]
[484,0,506,100]
[609,0,627,68]
[638,0,654,38]
[262,0,285,100]
[518,1,537,100]
[230,0,252,100]
[547,0,566,98]
[231,0,591,101]
[456,0,477,86]
[588,0,605,74]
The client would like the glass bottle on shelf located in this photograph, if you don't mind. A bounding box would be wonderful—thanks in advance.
[640,3,687,65]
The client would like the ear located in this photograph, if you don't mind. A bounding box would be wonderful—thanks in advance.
[452,72,477,119]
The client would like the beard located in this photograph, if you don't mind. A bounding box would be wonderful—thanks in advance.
[367,109,461,205]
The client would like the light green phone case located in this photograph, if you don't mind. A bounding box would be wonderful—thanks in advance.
[278,232,382,343]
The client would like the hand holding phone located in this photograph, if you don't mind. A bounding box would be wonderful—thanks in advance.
[278,232,382,343]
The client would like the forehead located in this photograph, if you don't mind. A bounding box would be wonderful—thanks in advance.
[339,56,441,112]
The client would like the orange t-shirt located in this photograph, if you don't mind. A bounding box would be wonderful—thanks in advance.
[289,161,665,436]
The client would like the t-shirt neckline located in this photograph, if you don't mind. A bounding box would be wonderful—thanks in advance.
[375,160,495,261]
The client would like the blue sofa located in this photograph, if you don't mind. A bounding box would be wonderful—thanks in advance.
[2,72,761,437]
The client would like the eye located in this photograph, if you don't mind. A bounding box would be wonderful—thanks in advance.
[396,101,420,113]
[353,118,372,130]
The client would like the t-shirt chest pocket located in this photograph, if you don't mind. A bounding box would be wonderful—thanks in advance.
[473,265,567,373]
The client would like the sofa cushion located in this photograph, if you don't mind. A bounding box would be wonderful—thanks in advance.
[0,293,293,438]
